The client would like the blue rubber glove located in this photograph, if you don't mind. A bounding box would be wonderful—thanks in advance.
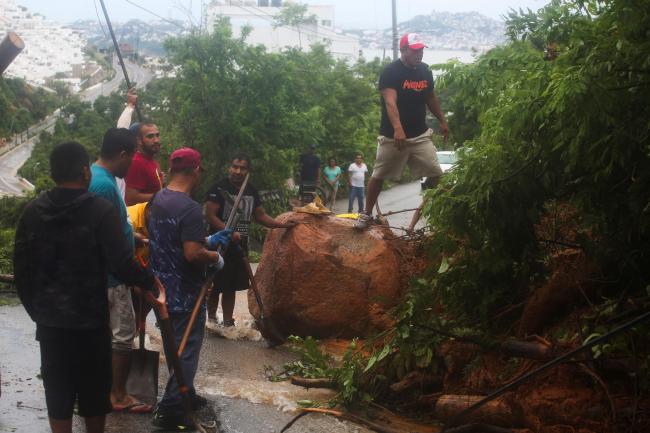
[206,229,233,250]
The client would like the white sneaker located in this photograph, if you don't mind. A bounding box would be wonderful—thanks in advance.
[354,213,373,230]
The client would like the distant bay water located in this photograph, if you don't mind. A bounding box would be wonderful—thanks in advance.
[360,48,477,65]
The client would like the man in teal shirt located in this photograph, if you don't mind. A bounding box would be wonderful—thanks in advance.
[89,128,152,413]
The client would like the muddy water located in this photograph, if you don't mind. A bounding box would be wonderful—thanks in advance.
[0,182,421,432]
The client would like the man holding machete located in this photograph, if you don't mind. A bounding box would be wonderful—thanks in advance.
[204,154,297,327]
[148,147,230,430]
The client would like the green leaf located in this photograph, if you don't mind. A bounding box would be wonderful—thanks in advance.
[364,355,378,372]
[438,256,450,274]
[376,344,391,363]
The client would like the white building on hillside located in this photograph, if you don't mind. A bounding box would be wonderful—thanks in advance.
[0,0,87,86]
[206,1,359,62]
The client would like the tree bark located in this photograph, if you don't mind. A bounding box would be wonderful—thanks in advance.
[435,395,520,427]
[500,340,557,361]
[389,370,442,394]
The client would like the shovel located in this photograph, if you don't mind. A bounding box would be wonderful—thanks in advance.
[126,291,159,404]
[143,281,214,433]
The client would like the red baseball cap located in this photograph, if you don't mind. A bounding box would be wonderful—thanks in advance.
[169,147,202,170]
[399,33,427,50]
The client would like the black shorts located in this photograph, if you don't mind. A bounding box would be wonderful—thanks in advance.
[213,246,250,293]
[38,327,112,419]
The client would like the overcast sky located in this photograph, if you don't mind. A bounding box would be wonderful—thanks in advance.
[15,0,548,28]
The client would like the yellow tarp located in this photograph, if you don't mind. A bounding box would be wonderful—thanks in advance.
[335,213,359,219]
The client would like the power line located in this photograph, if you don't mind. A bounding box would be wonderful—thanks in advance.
[125,0,189,31]
[93,0,109,39]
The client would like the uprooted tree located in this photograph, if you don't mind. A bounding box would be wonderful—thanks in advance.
[283,1,650,431]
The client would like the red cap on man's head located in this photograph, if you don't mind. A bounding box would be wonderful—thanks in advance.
[399,33,427,50]
[169,147,202,170]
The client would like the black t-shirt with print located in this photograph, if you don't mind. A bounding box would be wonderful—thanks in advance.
[378,59,434,139]
[205,178,262,241]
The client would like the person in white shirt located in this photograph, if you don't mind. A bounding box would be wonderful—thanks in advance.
[347,153,368,213]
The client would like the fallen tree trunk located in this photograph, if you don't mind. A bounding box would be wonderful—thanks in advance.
[500,340,556,361]
[435,395,521,427]
[389,370,442,394]
[442,424,523,433]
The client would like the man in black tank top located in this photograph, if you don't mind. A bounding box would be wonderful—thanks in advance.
[355,33,450,230]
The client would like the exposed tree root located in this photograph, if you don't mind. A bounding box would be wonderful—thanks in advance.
[290,376,336,389]
[442,424,517,433]
[280,407,405,433]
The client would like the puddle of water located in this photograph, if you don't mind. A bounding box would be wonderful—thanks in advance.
[206,318,262,342]
[203,376,336,412]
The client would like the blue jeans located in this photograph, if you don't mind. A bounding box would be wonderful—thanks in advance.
[348,186,364,213]
[157,309,205,415]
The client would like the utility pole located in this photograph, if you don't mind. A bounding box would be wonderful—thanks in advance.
[391,0,398,60]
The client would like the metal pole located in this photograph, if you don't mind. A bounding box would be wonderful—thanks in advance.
[0,32,25,75]
[98,0,143,122]
[391,0,398,60]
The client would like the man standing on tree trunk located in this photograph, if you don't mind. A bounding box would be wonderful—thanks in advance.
[355,33,449,230]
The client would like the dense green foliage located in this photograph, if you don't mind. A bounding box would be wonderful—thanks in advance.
[379,0,650,392]
[0,77,61,140]
[424,0,650,321]
[17,19,385,252]
[286,0,650,412]
[272,3,317,49]
[0,196,31,275]
[19,19,385,197]
[140,19,383,194]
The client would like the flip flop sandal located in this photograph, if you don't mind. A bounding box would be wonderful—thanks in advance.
[113,402,154,413]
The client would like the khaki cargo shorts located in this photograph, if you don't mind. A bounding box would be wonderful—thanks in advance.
[108,284,135,352]
[371,128,443,180]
